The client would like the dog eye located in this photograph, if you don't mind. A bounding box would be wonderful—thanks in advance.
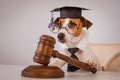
[54,22,62,28]
[56,23,62,29]
[68,22,77,28]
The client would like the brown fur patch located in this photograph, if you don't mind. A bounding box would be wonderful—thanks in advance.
[69,19,83,37]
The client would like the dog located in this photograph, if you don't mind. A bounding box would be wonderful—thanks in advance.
[50,16,101,72]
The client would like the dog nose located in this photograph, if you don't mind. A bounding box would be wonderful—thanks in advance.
[57,33,65,40]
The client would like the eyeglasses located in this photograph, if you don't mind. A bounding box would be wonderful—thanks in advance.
[49,21,79,34]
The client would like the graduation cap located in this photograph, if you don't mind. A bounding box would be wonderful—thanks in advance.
[51,6,89,18]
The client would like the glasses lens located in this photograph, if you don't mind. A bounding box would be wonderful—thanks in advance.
[66,24,77,34]
[49,23,60,33]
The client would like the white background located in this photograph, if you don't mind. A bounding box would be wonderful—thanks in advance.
[0,0,120,65]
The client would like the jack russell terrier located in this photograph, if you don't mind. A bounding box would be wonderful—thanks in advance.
[49,16,101,72]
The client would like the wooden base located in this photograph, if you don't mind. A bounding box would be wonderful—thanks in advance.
[21,65,64,78]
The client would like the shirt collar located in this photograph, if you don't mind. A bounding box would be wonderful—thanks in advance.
[76,29,89,51]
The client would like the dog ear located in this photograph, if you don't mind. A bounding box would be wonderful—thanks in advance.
[54,17,60,23]
[80,17,93,29]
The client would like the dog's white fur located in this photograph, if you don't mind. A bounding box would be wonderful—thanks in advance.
[50,18,101,71]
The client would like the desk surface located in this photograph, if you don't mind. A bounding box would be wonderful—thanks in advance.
[0,64,120,80]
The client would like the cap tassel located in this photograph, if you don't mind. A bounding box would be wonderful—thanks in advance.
[48,12,54,28]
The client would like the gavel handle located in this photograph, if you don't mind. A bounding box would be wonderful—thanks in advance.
[52,50,97,73]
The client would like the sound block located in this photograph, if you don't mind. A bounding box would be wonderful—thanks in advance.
[21,65,64,78]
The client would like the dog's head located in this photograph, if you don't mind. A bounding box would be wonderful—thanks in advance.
[52,17,92,44]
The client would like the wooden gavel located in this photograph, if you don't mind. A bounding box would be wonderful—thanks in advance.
[33,35,97,73]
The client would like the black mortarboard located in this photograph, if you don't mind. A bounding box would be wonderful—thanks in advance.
[51,6,89,18]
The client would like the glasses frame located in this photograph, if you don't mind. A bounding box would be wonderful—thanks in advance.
[49,21,80,34]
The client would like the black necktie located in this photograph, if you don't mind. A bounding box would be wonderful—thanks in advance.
[67,47,80,72]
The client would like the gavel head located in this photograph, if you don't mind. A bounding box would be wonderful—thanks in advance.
[33,35,56,66]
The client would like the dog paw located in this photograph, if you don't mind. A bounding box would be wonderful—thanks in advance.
[86,59,97,68]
